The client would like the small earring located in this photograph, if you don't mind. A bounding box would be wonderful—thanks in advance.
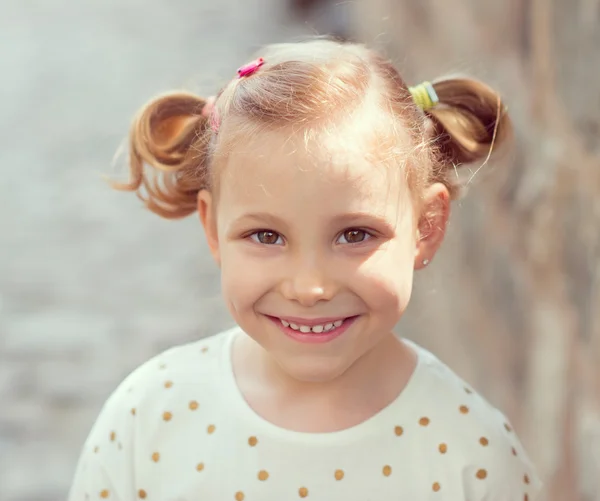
[422,259,430,266]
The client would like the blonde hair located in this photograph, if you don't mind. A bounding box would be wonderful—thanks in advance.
[114,37,511,219]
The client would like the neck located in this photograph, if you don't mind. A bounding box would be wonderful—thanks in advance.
[234,330,416,417]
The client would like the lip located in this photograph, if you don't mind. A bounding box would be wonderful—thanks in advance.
[266,315,359,344]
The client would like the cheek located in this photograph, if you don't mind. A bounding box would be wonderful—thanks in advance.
[357,241,416,312]
[219,247,274,313]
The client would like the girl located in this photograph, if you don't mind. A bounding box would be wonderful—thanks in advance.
[69,38,542,500]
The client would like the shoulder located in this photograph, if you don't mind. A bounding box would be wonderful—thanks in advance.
[69,328,238,495]
[407,341,544,500]
[84,327,236,443]
[112,326,235,409]
[68,327,238,499]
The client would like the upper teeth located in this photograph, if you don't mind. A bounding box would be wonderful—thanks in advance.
[281,319,344,333]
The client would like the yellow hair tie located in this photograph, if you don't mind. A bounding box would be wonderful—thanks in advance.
[408,81,439,111]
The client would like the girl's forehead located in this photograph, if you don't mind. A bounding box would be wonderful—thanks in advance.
[221,126,412,195]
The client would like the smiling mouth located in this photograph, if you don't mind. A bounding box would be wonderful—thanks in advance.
[275,316,355,334]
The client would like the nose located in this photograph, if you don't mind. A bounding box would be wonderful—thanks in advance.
[280,259,337,307]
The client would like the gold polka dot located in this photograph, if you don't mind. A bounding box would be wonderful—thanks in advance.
[151,452,160,462]
[524,474,530,484]
[100,490,110,498]
[93,446,99,453]
[298,486,309,497]
[334,469,344,480]
[433,482,441,492]
[189,400,199,411]
[480,437,489,446]
[235,492,245,501]
[394,426,404,436]
[138,489,147,499]
[207,424,216,434]
[465,387,473,394]
[163,411,173,421]
[439,443,448,454]
[505,422,512,432]
[110,431,116,442]
[196,462,204,471]
[419,417,430,426]
[258,470,269,481]
[248,436,258,446]
[201,346,209,353]
[382,465,392,476]
[164,380,173,389]
[476,469,488,479]
[459,405,469,414]
[131,408,136,416]
[512,447,518,456]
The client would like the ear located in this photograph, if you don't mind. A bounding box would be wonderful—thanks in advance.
[197,189,221,266]
[414,183,450,270]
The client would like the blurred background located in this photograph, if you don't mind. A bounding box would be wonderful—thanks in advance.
[1,0,599,500]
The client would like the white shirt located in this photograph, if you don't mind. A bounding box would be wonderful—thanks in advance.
[69,326,543,501]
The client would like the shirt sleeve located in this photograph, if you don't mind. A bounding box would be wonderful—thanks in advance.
[475,455,544,501]
[68,455,125,501]
[68,377,138,501]
[467,410,544,501]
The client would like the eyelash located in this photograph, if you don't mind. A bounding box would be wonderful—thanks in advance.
[247,229,374,246]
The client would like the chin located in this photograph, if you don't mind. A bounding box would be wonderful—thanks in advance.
[275,354,355,383]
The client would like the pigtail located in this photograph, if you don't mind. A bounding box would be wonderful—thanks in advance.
[425,77,512,169]
[112,92,213,219]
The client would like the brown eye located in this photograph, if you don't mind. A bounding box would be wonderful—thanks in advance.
[252,231,282,245]
[340,229,369,244]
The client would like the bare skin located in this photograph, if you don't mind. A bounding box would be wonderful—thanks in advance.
[198,127,450,432]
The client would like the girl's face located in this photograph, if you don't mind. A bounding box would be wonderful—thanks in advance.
[199,127,447,383]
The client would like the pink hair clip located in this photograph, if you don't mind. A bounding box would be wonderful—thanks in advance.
[201,96,220,132]
[237,57,264,78]
[209,108,220,132]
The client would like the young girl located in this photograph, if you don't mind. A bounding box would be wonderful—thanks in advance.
[69,38,542,501]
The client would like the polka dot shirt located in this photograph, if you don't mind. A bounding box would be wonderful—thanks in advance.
[68,327,543,500]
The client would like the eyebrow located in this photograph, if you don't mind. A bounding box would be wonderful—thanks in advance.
[231,211,395,232]
[231,212,288,228]
[331,211,397,234]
